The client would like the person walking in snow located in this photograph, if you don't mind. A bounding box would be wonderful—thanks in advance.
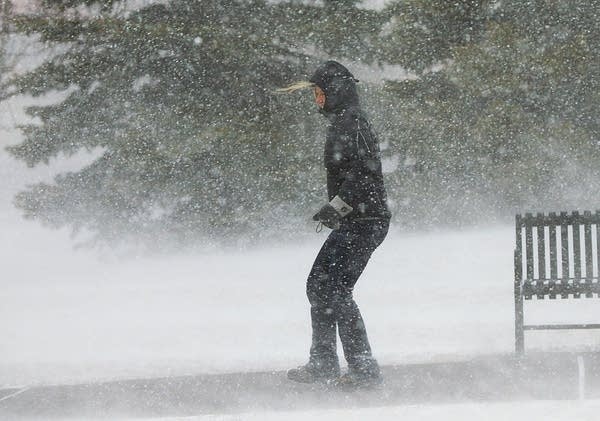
[279,61,391,388]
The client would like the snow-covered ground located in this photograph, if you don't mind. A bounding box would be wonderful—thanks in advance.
[141,400,600,421]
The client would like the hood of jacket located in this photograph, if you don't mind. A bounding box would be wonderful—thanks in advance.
[309,61,359,116]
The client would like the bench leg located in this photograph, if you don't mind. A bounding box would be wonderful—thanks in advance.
[515,285,524,354]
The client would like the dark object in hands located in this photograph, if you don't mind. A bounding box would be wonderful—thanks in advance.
[312,204,341,230]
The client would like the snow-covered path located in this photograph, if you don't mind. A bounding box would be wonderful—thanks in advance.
[146,400,600,421]
[2,351,600,420]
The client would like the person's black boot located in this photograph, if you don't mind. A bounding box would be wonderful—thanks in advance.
[287,360,341,383]
[332,359,383,390]
[332,369,383,390]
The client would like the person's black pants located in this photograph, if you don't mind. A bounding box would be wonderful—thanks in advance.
[306,218,389,376]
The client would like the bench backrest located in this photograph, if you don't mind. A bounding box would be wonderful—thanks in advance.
[515,211,600,299]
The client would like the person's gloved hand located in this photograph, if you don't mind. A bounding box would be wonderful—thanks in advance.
[312,204,341,230]
[312,196,353,230]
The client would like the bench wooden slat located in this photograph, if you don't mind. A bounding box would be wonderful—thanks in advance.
[584,211,594,279]
[597,210,600,286]
[525,213,534,281]
[548,212,558,300]
[522,279,600,298]
[526,212,599,225]
[537,212,546,280]
[524,323,600,331]
[548,212,558,280]
[573,211,581,289]
[515,214,523,281]
[560,211,569,279]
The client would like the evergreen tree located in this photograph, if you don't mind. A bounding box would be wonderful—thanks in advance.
[1,0,14,97]
[378,0,600,227]
[5,0,383,247]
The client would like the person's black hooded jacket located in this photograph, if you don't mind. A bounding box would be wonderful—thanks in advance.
[309,61,391,222]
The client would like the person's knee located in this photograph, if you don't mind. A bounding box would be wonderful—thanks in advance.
[329,288,354,312]
[306,273,332,307]
[306,287,320,307]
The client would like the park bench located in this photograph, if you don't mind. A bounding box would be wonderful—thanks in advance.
[514,211,600,353]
